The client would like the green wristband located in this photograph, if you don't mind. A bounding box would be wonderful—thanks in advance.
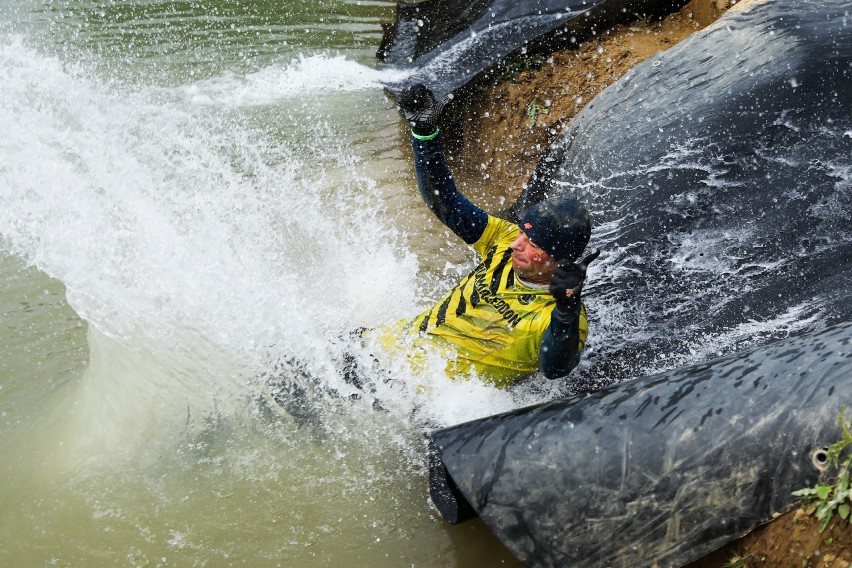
[411,128,440,141]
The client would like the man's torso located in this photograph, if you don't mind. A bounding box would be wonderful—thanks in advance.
[400,216,587,386]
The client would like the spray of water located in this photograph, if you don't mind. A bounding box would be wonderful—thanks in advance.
[0,30,532,476]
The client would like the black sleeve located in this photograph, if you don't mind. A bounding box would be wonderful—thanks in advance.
[539,304,582,379]
[411,133,489,244]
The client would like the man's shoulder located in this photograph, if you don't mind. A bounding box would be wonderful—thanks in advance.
[473,215,519,254]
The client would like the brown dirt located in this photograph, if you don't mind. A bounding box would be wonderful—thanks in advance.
[447,0,731,204]
[686,508,852,568]
[444,0,852,565]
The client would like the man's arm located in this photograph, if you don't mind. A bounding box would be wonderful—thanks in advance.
[412,133,488,245]
[397,84,488,243]
[541,249,600,379]
[539,306,583,379]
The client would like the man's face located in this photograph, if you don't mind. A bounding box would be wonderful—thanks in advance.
[510,231,556,283]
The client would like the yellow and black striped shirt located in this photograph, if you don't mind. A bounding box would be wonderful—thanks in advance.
[391,215,588,387]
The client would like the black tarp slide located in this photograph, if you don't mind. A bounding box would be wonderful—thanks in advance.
[514,0,852,369]
[429,320,852,567]
[378,0,689,99]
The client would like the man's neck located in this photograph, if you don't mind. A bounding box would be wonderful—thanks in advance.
[516,274,550,289]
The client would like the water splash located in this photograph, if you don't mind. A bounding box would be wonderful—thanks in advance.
[0,32,525,450]
[178,53,413,106]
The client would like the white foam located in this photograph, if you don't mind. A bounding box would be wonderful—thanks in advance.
[0,33,531,439]
[0,34,427,417]
[177,53,412,107]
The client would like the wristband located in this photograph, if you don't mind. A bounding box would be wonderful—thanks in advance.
[411,128,440,141]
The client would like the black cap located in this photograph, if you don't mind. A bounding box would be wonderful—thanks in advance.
[519,196,591,263]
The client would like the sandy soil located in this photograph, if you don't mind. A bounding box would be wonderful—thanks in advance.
[444,0,852,565]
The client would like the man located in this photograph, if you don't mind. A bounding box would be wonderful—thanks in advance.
[373,84,599,388]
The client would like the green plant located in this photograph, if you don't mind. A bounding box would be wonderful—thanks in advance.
[792,408,852,532]
[526,97,550,125]
[628,15,653,32]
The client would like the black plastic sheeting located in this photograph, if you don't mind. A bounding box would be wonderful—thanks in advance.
[510,0,852,383]
[429,320,852,567]
[377,0,688,99]
[379,0,852,388]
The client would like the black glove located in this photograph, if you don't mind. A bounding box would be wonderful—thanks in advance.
[549,248,601,318]
[397,83,452,136]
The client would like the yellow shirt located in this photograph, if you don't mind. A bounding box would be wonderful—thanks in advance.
[377,216,588,387]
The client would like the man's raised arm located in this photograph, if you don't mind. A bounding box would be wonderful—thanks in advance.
[398,84,488,244]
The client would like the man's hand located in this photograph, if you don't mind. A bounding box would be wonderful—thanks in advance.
[397,83,452,136]
[549,248,601,317]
